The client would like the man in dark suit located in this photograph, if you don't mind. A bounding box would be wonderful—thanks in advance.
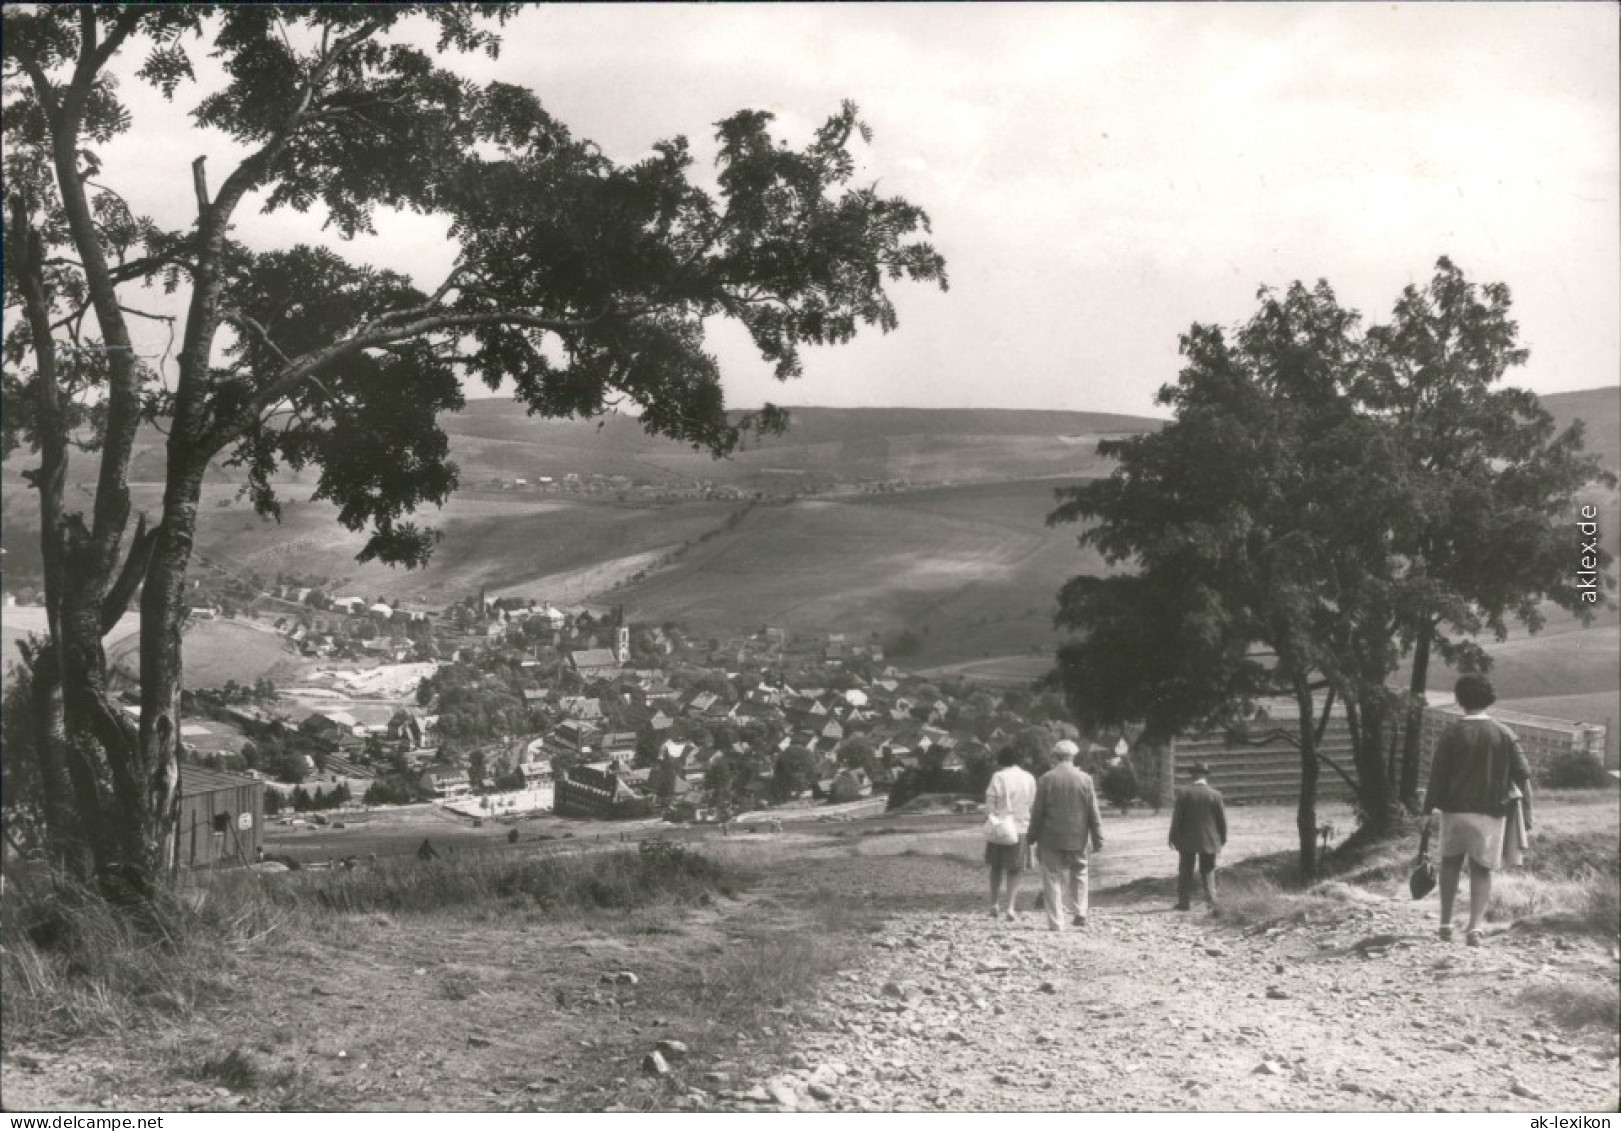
[1027,740,1105,930]
[1169,761,1227,914]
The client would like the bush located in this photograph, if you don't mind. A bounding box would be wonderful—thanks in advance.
[1101,759,1139,813]
[1539,750,1613,790]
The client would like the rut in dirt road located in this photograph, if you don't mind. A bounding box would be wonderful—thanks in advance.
[715,891,1621,1113]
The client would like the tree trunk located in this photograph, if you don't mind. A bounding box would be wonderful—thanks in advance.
[1347,693,1397,836]
[1398,618,1433,808]
[135,466,210,887]
[1293,677,1319,884]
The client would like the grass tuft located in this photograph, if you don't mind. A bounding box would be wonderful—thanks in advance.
[189,1048,261,1091]
[1517,982,1621,1032]
[1,843,740,1050]
[0,868,290,1046]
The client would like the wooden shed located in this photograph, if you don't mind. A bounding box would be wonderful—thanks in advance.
[177,767,265,868]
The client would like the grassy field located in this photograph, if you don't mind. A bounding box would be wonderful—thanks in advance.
[103,617,313,690]
[614,479,1114,664]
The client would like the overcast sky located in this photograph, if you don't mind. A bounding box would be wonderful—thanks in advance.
[108,2,1620,419]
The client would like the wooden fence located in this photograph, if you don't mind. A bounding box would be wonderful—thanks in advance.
[1159,714,1432,808]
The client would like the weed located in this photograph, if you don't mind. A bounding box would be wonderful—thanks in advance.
[189,1048,261,1091]
[1,845,739,1048]
[438,968,482,1002]
[1517,982,1621,1031]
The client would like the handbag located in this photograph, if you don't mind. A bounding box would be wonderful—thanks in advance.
[983,812,1019,846]
[1503,785,1528,867]
[1408,823,1436,900]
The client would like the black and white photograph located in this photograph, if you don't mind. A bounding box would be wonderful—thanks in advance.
[1,2,1617,1119]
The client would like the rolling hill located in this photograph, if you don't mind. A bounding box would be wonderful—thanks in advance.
[3,390,1615,698]
[609,478,1117,663]
[1542,387,1619,473]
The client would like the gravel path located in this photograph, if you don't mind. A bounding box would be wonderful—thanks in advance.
[716,889,1621,1112]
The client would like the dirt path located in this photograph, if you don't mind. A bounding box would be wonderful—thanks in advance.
[3,822,1616,1114]
[714,883,1620,1112]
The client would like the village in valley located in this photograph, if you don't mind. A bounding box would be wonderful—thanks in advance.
[162,572,1104,865]
[150,566,1613,872]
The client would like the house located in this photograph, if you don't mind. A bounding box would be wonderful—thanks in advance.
[177,767,264,868]
[558,696,604,722]
[420,769,471,798]
[553,762,642,817]
[548,719,600,759]
[686,692,719,716]
[648,710,675,732]
[602,731,638,761]
[301,710,363,744]
[387,710,426,749]
[570,648,621,679]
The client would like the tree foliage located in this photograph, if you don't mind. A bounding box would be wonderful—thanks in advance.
[1049,261,1610,877]
[1,6,945,898]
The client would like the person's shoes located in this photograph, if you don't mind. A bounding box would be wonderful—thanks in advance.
[990,907,1002,919]
[1002,908,1017,922]
[1465,929,1483,947]
[1072,914,1087,928]
[1207,906,1222,919]
[1437,925,1453,942]
[1174,903,1191,911]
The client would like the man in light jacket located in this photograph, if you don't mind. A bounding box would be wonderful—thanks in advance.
[984,746,1038,921]
[1026,740,1105,931]
[1169,761,1227,914]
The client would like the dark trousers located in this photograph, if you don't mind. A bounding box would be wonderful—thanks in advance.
[1177,850,1218,908]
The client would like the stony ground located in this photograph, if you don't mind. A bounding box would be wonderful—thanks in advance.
[3,804,1617,1114]
[705,883,1620,1113]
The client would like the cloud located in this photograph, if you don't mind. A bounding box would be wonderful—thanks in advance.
[83,3,1621,416]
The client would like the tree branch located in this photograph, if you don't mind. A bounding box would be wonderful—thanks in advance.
[213,306,610,451]
[100,513,156,635]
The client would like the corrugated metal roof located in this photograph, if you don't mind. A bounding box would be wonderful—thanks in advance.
[180,766,264,796]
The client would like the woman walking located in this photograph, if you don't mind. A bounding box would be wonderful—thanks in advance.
[1423,675,1534,946]
[984,746,1037,921]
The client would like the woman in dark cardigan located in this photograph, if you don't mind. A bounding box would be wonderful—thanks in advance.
[1423,675,1534,947]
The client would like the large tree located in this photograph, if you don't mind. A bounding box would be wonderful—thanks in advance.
[1,6,946,898]
[1049,266,1609,877]
[1357,258,1615,804]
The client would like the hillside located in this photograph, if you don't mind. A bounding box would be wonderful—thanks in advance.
[3,402,1166,494]
[609,479,1112,664]
[3,391,1613,682]
[1542,387,1619,473]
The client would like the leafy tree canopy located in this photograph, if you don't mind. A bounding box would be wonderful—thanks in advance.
[1,5,945,895]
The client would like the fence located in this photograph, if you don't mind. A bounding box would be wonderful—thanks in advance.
[1161,709,1428,808]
